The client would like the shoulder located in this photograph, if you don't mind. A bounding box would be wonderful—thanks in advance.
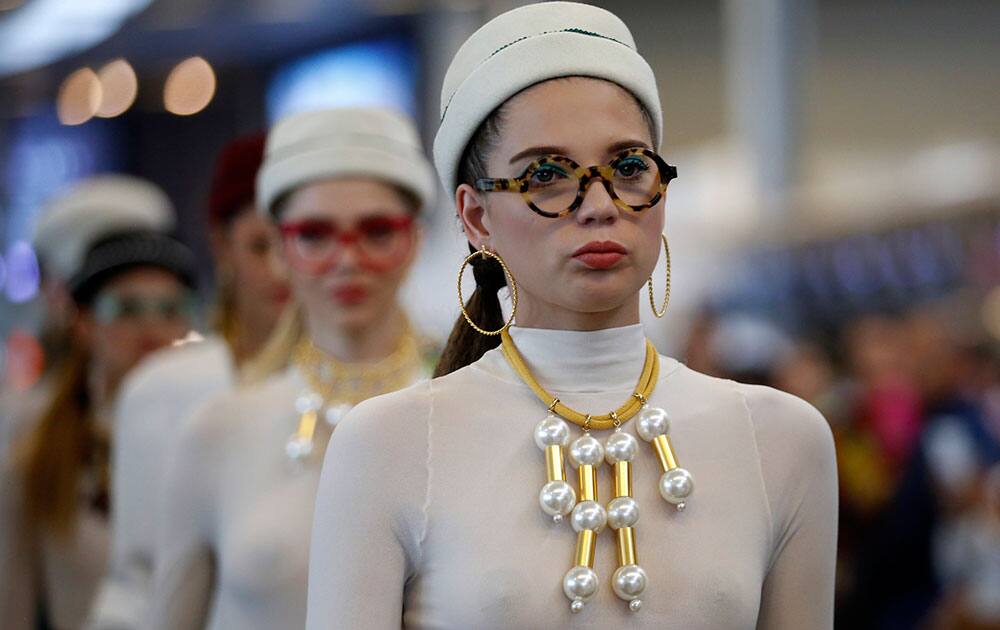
[119,335,233,406]
[735,381,834,453]
[175,367,300,449]
[334,379,434,448]
[664,362,835,468]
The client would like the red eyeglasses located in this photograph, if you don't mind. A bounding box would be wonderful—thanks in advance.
[278,215,415,274]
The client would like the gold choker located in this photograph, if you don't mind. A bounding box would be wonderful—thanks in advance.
[285,332,422,462]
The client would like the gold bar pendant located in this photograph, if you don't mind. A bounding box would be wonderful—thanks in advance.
[613,461,632,498]
[578,465,598,502]
[574,529,597,568]
[617,527,637,566]
[297,410,318,441]
[653,434,678,471]
[545,445,566,482]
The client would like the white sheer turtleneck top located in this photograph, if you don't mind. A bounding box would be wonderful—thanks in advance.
[87,335,234,630]
[145,354,431,630]
[307,324,838,629]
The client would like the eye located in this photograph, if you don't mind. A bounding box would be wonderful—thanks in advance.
[358,217,408,245]
[116,298,144,319]
[614,156,650,179]
[529,163,570,186]
[294,221,336,243]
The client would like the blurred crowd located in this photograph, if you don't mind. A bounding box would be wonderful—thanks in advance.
[688,303,1000,629]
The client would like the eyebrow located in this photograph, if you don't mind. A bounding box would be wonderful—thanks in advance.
[507,139,653,166]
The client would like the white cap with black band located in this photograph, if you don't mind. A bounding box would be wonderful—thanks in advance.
[433,1,663,200]
[34,174,175,285]
[256,107,436,217]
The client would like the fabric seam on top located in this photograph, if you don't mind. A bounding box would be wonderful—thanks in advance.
[735,383,777,574]
[440,27,632,122]
[414,378,434,576]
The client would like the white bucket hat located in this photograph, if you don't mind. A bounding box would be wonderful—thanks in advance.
[256,107,436,216]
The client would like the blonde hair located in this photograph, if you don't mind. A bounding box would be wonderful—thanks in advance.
[239,302,304,384]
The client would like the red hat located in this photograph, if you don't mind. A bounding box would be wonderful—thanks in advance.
[207,133,266,227]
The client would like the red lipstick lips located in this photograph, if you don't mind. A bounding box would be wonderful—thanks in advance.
[572,240,627,270]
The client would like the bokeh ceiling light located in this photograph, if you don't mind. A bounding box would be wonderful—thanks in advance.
[57,67,102,126]
[0,0,154,76]
[96,58,138,118]
[163,56,216,116]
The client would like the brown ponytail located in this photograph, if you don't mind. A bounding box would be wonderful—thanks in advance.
[433,244,509,377]
[17,342,107,538]
[433,106,508,378]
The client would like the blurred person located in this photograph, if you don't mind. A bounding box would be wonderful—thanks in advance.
[843,309,1000,629]
[145,108,437,630]
[0,176,197,630]
[307,3,837,628]
[86,134,290,629]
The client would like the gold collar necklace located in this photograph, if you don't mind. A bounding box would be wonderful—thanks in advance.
[499,328,694,614]
[285,330,421,461]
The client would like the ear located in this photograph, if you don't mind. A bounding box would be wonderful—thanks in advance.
[209,225,233,269]
[455,183,491,250]
[73,311,95,346]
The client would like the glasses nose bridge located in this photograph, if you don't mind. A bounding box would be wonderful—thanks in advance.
[579,164,615,195]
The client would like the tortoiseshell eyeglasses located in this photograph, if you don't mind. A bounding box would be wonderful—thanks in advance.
[475,147,678,218]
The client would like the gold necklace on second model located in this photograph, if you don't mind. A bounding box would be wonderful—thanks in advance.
[285,331,422,462]
[499,329,695,614]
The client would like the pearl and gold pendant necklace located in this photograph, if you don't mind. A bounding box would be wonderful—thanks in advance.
[286,330,422,462]
[500,328,694,614]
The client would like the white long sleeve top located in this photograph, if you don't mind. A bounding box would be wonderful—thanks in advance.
[87,336,234,630]
[307,324,839,629]
[146,359,429,630]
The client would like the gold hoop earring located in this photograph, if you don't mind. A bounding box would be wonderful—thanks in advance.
[647,234,671,318]
[457,247,518,336]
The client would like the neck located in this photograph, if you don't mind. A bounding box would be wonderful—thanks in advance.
[307,304,409,362]
[514,293,640,331]
[87,361,118,418]
[230,312,274,366]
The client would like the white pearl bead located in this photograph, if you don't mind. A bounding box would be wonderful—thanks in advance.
[636,405,670,442]
[285,435,313,460]
[570,500,607,533]
[629,598,643,612]
[539,480,576,518]
[563,566,599,601]
[568,435,604,467]
[324,403,353,426]
[570,598,585,614]
[606,496,640,529]
[533,415,570,450]
[659,468,694,504]
[612,564,648,600]
[604,431,639,464]
[295,392,322,414]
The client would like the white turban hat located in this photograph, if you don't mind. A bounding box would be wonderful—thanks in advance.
[433,1,662,200]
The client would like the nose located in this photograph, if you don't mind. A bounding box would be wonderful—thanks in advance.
[574,176,619,226]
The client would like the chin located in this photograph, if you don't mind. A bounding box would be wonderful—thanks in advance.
[330,304,379,332]
[566,274,639,309]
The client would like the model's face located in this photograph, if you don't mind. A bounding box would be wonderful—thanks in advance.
[457,77,665,328]
[79,267,192,391]
[216,207,290,335]
[278,178,419,334]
